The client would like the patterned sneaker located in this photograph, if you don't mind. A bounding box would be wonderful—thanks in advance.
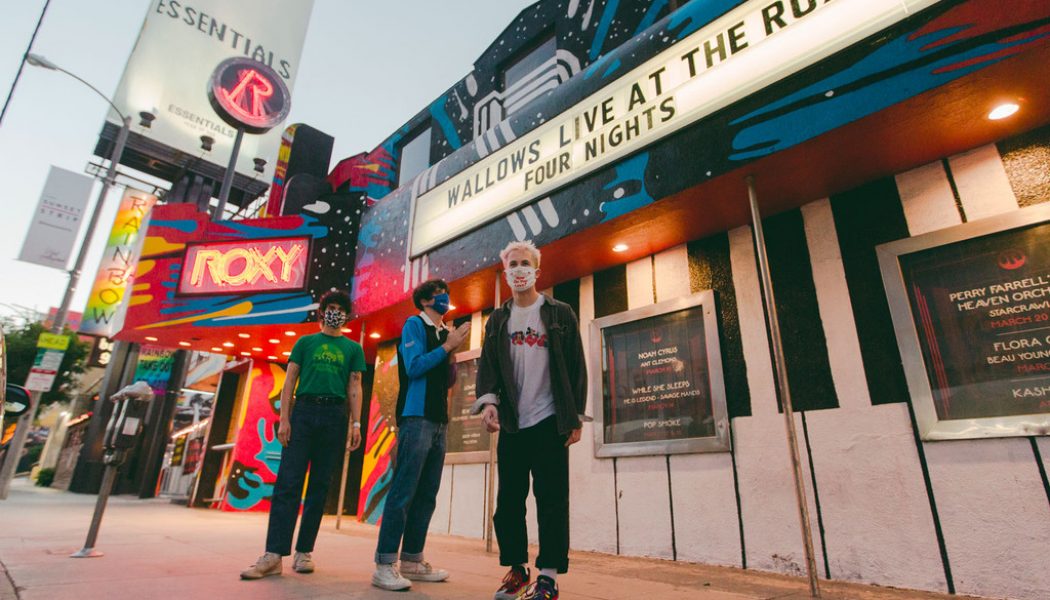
[372,563,412,591]
[292,551,315,573]
[400,559,449,582]
[494,565,530,600]
[240,552,282,580]
[520,575,559,600]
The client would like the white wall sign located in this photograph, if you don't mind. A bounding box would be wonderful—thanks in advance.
[411,0,941,256]
[18,166,94,270]
[109,0,315,181]
[24,333,71,392]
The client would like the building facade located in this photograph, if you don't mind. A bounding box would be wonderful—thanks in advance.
[98,1,1049,598]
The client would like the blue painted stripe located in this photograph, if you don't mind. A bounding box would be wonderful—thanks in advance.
[589,0,621,61]
[430,95,462,149]
[633,0,668,35]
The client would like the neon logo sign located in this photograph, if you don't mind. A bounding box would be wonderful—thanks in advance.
[178,237,309,295]
[222,68,274,121]
[208,57,290,134]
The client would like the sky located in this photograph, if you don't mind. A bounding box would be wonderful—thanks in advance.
[0,0,534,324]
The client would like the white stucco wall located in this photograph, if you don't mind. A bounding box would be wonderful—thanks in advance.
[425,144,1049,600]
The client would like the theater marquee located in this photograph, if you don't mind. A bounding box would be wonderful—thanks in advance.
[410,0,941,256]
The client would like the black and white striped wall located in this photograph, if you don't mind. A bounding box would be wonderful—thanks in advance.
[423,124,1050,600]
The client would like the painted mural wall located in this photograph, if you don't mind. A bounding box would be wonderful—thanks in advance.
[357,342,399,524]
[341,0,1050,319]
[221,361,286,512]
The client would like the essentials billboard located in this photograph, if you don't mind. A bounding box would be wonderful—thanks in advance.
[108,0,315,182]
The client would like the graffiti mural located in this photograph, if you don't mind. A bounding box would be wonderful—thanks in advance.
[357,341,399,524]
[123,197,361,335]
[221,361,286,512]
[343,0,1050,318]
[133,346,176,397]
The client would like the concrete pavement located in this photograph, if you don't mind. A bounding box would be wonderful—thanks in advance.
[0,478,983,599]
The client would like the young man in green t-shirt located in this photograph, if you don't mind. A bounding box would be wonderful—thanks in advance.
[241,289,366,579]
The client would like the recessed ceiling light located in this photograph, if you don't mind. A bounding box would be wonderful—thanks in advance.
[237,333,250,339]
[267,355,277,361]
[144,336,158,342]
[211,347,222,352]
[369,332,381,339]
[341,328,352,333]
[284,330,296,336]
[222,341,235,348]
[988,103,1019,120]
[612,243,629,252]
[281,351,291,356]
[240,351,251,357]
[178,341,191,347]
[252,347,263,352]
[268,338,280,344]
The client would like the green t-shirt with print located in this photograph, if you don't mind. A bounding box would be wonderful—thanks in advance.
[289,332,366,398]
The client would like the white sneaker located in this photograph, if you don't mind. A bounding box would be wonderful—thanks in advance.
[240,552,282,580]
[372,563,412,591]
[292,551,315,573]
[400,559,449,582]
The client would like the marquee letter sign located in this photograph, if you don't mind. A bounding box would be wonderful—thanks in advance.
[208,57,291,134]
[178,237,309,295]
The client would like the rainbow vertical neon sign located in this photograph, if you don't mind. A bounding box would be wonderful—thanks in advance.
[80,188,157,336]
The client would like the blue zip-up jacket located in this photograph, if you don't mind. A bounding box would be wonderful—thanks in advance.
[396,314,451,424]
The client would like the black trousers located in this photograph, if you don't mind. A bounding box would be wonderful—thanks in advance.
[494,415,570,573]
[265,402,346,555]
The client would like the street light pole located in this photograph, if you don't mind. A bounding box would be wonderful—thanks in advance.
[0,54,134,499]
[51,115,131,336]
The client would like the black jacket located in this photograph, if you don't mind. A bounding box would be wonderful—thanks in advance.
[474,294,587,435]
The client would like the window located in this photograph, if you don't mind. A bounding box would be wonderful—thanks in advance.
[397,125,432,186]
[502,34,557,93]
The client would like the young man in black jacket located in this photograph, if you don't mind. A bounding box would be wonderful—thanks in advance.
[474,240,587,600]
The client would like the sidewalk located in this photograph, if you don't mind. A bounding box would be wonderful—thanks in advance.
[0,478,977,600]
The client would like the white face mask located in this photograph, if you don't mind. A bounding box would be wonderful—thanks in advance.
[504,266,537,292]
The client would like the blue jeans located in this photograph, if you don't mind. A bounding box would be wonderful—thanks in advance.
[265,402,347,555]
[375,417,447,564]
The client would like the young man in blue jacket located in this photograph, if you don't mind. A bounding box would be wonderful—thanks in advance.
[372,279,470,591]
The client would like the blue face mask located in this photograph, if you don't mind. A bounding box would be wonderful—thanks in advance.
[430,293,450,315]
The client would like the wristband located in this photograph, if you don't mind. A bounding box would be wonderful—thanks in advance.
[352,421,361,429]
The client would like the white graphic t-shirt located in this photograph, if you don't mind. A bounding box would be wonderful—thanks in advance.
[507,295,555,429]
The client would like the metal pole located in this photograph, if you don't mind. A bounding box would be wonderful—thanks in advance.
[485,272,500,553]
[52,115,132,335]
[70,452,122,558]
[214,127,244,220]
[746,176,821,598]
[336,324,366,529]
[0,115,132,499]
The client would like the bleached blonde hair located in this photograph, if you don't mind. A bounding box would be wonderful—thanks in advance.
[499,240,541,268]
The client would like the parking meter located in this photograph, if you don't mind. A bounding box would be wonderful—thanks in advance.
[102,381,154,461]
[72,381,153,558]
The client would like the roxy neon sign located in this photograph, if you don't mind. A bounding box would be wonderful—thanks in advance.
[178,237,309,295]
